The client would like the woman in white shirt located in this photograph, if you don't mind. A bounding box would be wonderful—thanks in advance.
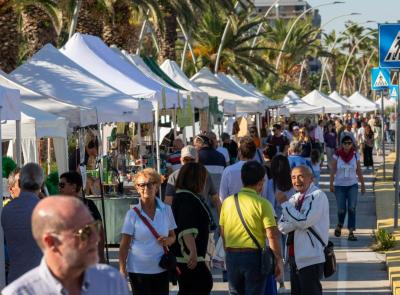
[329,135,365,241]
[119,168,177,295]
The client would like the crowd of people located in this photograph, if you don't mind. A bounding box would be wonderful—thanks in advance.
[1,111,385,295]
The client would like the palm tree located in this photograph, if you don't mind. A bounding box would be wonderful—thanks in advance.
[0,1,20,73]
[75,0,106,37]
[189,4,275,84]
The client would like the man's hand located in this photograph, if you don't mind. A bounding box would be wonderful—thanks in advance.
[361,183,366,195]
[330,184,334,193]
[276,191,288,204]
[187,251,198,269]
[274,259,284,281]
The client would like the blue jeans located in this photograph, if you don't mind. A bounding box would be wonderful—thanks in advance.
[226,250,267,295]
[334,184,358,230]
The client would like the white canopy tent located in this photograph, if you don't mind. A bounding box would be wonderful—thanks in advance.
[160,59,209,108]
[301,90,347,113]
[60,33,183,110]
[191,68,268,114]
[282,91,323,114]
[2,103,68,174]
[329,91,353,111]
[347,91,378,113]
[375,97,396,109]
[0,84,21,288]
[11,44,154,124]
[216,73,269,109]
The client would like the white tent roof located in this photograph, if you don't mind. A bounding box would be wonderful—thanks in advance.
[227,75,279,107]
[0,70,96,128]
[160,59,209,108]
[0,85,21,120]
[282,92,323,115]
[11,44,153,123]
[216,73,269,109]
[301,90,346,113]
[375,97,396,109]
[191,68,265,113]
[347,91,378,113]
[329,91,352,107]
[61,33,183,110]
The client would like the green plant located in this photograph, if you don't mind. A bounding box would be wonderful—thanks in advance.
[2,156,17,178]
[372,229,396,251]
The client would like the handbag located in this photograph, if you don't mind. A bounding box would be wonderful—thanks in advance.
[133,207,178,273]
[233,194,275,276]
[308,227,336,278]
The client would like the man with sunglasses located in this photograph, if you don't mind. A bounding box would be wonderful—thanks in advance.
[3,196,130,295]
[265,124,290,156]
[1,163,44,283]
[59,171,106,263]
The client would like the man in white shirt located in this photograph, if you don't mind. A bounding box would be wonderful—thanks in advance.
[219,136,269,202]
[3,196,129,295]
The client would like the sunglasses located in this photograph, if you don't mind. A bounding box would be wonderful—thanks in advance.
[343,141,353,145]
[136,182,155,189]
[74,220,102,242]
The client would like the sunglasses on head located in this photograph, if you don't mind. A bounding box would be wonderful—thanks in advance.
[136,182,155,189]
[74,220,102,242]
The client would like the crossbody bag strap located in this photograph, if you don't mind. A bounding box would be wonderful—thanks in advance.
[308,227,326,247]
[233,194,262,250]
[133,207,168,253]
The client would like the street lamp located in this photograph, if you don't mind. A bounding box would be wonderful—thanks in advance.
[297,12,361,86]
[338,31,375,95]
[275,1,345,71]
[318,20,376,91]
[358,48,377,93]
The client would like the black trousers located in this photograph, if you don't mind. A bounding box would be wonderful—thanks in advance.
[289,258,324,295]
[363,145,374,167]
[129,271,169,295]
[177,262,213,295]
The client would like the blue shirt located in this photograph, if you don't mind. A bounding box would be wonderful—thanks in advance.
[1,191,42,282]
[121,198,177,274]
[2,258,130,295]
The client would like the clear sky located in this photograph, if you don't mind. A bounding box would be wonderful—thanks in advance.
[307,0,400,34]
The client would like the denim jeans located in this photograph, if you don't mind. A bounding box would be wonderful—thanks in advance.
[334,184,358,230]
[226,250,267,295]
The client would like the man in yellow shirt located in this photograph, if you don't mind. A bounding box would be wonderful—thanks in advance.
[220,161,283,294]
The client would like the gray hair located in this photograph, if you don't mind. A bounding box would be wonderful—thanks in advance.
[289,141,302,154]
[8,168,21,187]
[292,165,313,177]
[20,163,44,191]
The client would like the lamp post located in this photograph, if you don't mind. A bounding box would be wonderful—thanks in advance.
[358,48,377,93]
[68,0,82,39]
[177,18,198,72]
[275,1,344,71]
[338,32,374,95]
[297,12,361,86]
[318,20,375,91]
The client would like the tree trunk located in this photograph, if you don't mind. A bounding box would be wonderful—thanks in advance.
[330,58,337,91]
[0,5,20,73]
[155,3,177,62]
[21,5,57,58]
[76,0,104,37]
[102,0,139,52]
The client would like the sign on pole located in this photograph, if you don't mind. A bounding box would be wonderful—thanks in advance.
[390,85,399,100]
[379,24,400,68]
[371,67,390,90]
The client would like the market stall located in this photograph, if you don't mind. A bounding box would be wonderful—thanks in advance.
[347,91,378,113]
[301,90,347,114]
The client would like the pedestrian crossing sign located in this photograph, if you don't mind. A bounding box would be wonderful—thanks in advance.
[390,85,399,99]
[379,23,400,68]
[371,67,390,90]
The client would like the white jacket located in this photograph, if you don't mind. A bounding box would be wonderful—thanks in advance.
[278,184,330,270]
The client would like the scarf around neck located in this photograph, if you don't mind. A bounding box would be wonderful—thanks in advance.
[336,147,355,163]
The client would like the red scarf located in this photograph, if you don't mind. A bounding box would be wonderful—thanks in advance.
[336,147,355,163]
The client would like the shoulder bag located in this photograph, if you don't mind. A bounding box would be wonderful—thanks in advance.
[233,194,275,276]
[133,207,179,274]
[308,227,336,278]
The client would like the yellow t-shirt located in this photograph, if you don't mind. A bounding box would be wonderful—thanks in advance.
[220,188,276,249]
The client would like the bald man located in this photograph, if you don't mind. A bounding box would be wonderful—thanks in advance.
[276,166,330,295]
[3,196,129,295]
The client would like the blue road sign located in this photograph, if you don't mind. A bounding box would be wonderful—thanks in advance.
[371,67,390,90]
[390,85,399,99]
[379,23,400,68]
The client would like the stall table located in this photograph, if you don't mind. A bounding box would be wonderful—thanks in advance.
[88,194,139,244]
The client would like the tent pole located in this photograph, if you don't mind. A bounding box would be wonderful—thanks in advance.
[192,105,196,143]
[155,102,161,173]
[47,138,51,175]
[15,120,21,167]
[137,122,143,170]
[256,113,261,139]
